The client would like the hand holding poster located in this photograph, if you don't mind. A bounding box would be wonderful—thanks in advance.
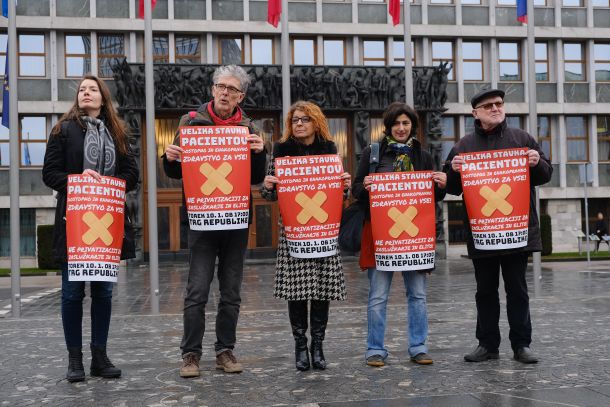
[459,147,530,250]
[369,171,436,271]
[275,154,344,258]
[180,126,251,231]
[66,175,126,282]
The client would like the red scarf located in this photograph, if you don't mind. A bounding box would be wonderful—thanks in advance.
[207,101,243,125]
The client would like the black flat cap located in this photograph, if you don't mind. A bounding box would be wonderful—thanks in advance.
[471,88,505,108]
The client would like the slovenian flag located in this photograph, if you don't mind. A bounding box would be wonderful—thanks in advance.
[517,0,527,23]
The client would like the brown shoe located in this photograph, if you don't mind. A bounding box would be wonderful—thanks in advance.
[410,352,433,365]
[215,350,243,373]
[180,352,200,378]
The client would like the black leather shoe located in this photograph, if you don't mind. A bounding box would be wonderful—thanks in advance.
[513,347,538,364]
[66,347,85,382]
[464,345,499,362]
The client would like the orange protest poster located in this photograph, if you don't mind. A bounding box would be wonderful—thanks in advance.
[460,147,530,250]
[275,154,344,258]
[369,171,436,271]
[66,175,126,282]
[179,126,251,230]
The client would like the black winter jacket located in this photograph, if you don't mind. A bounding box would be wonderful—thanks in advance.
[162,102,267,223]
[443,119,553,259]
[352,136,446,220]
[42,119,139,263]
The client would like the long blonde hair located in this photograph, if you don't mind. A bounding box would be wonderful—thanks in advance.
[280,101,332,143]
[51,75,130,155]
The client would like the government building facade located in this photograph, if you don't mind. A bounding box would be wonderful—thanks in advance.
[1,0,609,264]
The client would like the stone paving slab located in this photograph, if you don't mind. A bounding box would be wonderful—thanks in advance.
[0,258,609,406]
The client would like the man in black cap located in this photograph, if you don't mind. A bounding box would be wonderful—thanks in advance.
[443,88,553,364]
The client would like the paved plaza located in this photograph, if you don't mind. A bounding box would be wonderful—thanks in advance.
[0,255,609,406]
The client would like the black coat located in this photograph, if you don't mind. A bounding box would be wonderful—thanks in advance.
[352,137,446,220]
[443,119,553,259]
[42,119,139,263]
[272,136,338,159]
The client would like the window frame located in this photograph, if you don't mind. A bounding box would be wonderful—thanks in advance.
[535,42,549,82]
[563,42,586,82]
[566,115,589,162]
[498,41,522,82]
[537,115,552,161]
[19,115,47,168]
[97,33,125,79]
[323,38,347,66]
[175,35,201,64]
[291,37,317,65]
[432,41,455,81]
[250,36,275,65]
[218,36,244,65]
[594,43,610,83]
[391,39,416,66]
[64,33,92,78]
[152,34,169,64]
[362,39,387,66]
[18,33,46,78]
[597,115,610,163]
[462,41,484,81]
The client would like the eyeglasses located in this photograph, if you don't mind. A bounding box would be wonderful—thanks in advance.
[475,101,504,111]
[214,83,243,95]
[291,116,312,124]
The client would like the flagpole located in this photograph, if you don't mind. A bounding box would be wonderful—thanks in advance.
[402,0,414,106]
[281,0,290,119]
[8,0,21,317]
[525,0,542,284]
[144,0,160,314]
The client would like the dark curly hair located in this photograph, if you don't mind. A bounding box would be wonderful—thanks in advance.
[382,102,420,142]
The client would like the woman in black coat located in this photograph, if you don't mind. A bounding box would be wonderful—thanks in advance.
[261,101,351,371]
[42,75,138,382]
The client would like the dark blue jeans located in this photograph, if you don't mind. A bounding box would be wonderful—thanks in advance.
[61,263,114,348]
[181,228,249,355]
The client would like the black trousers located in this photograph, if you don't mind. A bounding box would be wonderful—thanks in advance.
[471,252,532,352]
[181,228,249,355]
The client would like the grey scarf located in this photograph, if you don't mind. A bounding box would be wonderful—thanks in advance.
[82,115,116,176]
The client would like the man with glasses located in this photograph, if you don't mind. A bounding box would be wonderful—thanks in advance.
[163,65,266,377]
[443,89,552,364]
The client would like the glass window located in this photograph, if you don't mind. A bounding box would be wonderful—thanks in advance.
[292,38,316,65]
[153,35,169,63]
[566,116,588,162]
[20,116,47,167]
[65,34,91,77]
[441,116,457,160]
[0,124,8,166]
[461,0,482,4]
[592,0,610,6]
[506,116,522,128]
[499,42,521,81]
[432,41,454,80]
[430,0,452,3]
[535,42,549,81]
[499,0,548,4]
[324,39,345,66]
[251,38,274,64]
[98,34,125,78]
[537,115,551,160]
[363,40,385,66]
[0,208,36,257]
[175,36,200,64]
[465,116,475,135]
[594,43,610,82]
[391,40,415,66]
[0,33,7,73]
[19,34,45,77]
[462,42,483,81]
[598,116,610,162]
[564,43,585,81]
[562,0,583,6]
[220,37,243,65]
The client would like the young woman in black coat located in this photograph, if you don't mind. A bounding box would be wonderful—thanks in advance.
[42,75,138,382]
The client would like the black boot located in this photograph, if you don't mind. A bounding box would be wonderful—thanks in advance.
[310,300,329,370]
[66,347,85,382]
[288,300,310,371]
[90,344,121,378]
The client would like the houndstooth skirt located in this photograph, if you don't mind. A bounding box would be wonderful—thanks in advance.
[273,229,347,301]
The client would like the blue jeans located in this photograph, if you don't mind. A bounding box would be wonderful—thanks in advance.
[61,263,114,348]
[365,268,428,359]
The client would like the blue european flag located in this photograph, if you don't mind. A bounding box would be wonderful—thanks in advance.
[1,44,9,129]
[2,0,8,18]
